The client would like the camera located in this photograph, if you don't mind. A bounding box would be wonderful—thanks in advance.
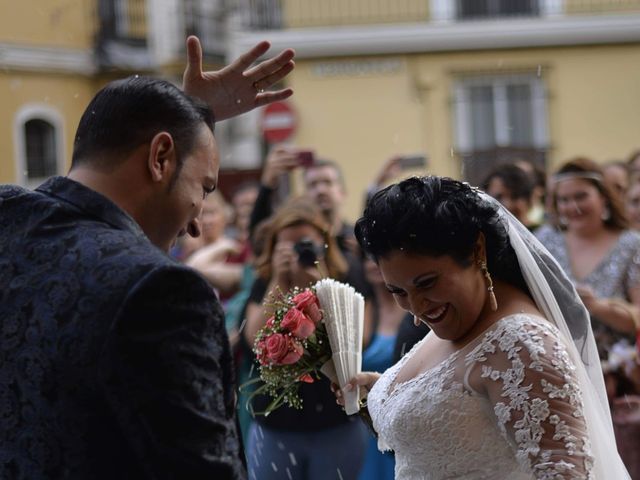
[293,238,325,267]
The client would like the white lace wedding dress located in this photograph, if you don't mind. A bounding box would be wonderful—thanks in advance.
[367,314,594,479]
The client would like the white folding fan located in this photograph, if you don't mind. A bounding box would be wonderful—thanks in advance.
[314,278,364,415]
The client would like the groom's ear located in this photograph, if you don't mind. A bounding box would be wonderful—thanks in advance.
[473,232,487,264]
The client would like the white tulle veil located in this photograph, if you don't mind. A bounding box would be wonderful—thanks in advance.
[480,192,630,479]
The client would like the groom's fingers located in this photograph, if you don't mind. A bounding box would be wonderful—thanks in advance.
[184,36,203,80]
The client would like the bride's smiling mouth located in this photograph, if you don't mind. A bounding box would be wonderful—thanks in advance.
[420,303,449,325]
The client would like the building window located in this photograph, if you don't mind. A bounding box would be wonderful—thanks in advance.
[457,0,539,19]
[14,105,65,188]
[453,73,549,185]
[25,119,58,180]
[430,0,562,22]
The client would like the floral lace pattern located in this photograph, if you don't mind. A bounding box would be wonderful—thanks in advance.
[367,314,593,479]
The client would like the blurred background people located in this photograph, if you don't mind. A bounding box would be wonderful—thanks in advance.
[604,159,631,199]
[357,253,415,480]
[241,196,367,480]
[228,181,260,246]
[536,157,639,356]
[481,163,537,229]
[628,149,640,176]
[186,191,244,347]
[186,191,243,300]
[627,176,640,231]
[249,145,369,295]
[515,159,549,228]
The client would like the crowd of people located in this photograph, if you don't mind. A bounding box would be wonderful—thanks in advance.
[1,33,639,479]
[175,143,640,478]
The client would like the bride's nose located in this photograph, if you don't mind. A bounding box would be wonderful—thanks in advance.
[407,292,426,316]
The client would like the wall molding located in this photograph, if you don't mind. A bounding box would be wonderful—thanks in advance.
[231,14,640,59]
[0,43,96,75]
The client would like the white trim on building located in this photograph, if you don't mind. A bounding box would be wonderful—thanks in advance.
[231,13,640,59]
[0,43,95,75]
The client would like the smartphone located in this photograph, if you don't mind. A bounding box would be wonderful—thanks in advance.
[398,154,428,169]
[296,149,315,168]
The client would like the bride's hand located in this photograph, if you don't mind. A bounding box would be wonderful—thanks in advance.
[331,372,381,407]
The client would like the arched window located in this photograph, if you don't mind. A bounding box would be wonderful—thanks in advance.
[25,119,58,180]
[14,105,65,188]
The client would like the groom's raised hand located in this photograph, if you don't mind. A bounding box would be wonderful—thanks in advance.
[183,36,295,121]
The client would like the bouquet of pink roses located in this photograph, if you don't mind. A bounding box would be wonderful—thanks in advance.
[249,286,332,414]
[247,279,365,416]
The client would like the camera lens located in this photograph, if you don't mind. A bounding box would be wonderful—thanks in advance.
[293,238,322,267]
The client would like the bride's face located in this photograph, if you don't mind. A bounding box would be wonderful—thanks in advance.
[378,250,486,342]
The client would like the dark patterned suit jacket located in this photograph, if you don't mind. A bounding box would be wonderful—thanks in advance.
[0,177,246,479]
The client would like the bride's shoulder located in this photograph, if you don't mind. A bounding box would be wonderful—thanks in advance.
[470,313,561,350]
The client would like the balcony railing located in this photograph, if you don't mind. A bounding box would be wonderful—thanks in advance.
[183,0,227,58]
[234,0,640,30]
[98,0,147,45]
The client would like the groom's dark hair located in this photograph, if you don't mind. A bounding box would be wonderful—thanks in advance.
[355,176,530,296]
[71,76,214,181]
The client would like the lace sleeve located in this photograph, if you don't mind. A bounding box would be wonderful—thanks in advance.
[464,316,594,479]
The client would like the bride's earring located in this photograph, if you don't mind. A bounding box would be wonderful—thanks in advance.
[479,261,498,312]
[413,315,421,327]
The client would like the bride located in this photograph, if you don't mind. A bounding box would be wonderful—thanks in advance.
[336,176,630,479]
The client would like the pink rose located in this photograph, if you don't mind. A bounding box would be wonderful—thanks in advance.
[292,290,322,323]
[299,373,315,383]
[264,333,303,365]
[281,308,316,339]
[266,316,275,329]
[255,339,269,366]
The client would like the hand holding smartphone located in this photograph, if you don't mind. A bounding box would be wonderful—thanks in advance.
[296,149,315,168]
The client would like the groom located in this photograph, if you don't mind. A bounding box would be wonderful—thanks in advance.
[0,37,293,479]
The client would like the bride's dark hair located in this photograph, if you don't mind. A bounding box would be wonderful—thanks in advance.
[355,176,529,295]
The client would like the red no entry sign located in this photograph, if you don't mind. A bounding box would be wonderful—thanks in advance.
[261,101,297,144]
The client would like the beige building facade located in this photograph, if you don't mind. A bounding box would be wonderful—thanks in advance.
[0,0,227,188]
[231,0,640,221]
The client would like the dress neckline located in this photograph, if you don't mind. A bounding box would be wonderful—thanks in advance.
[385,313,545,396]
[561,229,624,283]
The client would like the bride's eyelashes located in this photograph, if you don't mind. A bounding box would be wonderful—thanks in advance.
[385,279,437,296]
[385,286,405,296]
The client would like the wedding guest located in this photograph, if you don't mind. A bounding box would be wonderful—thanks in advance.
[515,159,548,228]
[248,147,369,300]
[228,181,260,245]
[249,148,359,258]
[242,197,367,480]
[627,149,640,175]
[603,160,630,198]
[357,255,410,480]
[186,191,244,303]
[627,178,640,231]
[336,176,630,478]
[482,163,536,229]
[362,156,430,365]
[536,157,639,358]
[0,36,295,479]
